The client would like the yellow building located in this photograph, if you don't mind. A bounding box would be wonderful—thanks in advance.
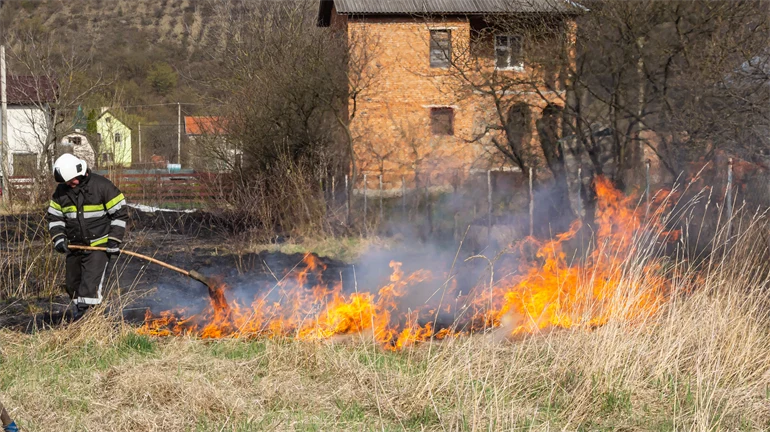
[96,110,132,168]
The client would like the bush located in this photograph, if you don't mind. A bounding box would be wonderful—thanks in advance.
[146,62,177,96]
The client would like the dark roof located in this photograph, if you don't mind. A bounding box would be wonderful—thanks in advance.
[4,75,57,105]
[319,0,583,23]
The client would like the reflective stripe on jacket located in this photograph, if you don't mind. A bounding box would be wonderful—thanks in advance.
[46,171,128,246]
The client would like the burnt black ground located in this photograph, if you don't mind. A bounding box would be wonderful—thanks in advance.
[0,243,356,332]
[0,209,519,333]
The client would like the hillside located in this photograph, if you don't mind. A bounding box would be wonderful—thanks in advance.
[0,0,227,162]
[2,0,215,52]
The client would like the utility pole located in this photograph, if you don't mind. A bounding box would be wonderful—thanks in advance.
[177,102,181,165]
[138,123,142,164]
[1,45,8,203]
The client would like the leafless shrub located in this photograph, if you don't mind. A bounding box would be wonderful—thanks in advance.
[205,152,333,241]
[0,211,63,300]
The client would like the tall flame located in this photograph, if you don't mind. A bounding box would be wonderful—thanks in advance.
[139,177,676,348]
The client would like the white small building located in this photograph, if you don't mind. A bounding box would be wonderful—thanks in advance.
[2,76,55,178]
[60,131,95,168]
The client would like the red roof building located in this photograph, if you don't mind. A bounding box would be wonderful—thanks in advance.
[184,116,226,136]
[4,75,57,105]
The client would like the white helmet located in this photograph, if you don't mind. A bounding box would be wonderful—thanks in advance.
[53,153,87,183]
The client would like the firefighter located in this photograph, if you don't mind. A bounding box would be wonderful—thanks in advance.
[46,153,128,316]
[1,399,18,432]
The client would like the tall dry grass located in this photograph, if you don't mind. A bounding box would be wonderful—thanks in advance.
[203,155,326,240]
[0,200,768,430]
[0,180,765,429]
[0,211,63,300]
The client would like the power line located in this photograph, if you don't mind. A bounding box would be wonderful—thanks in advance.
[54,102,224,112]
[117,102,215,109]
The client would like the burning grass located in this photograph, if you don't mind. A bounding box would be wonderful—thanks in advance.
[0,261,768,431]
[1,178,769,430]
[138,177,684,348]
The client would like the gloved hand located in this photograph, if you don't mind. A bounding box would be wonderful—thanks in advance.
[4,421,19,432]
[53,237,69,254]
[105,239,121,256]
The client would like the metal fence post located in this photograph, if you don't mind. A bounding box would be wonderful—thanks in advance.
[363,173,367,234]
[427,175,433,236]
[577,165,582,220]
[331,175,336,206]
[726,158,734,242]
[401,175,406,220]
[345,174,350,226]
[379,174,383,225]
[529,167,534,237]
[645,159,651,218]
[487,169,492,245]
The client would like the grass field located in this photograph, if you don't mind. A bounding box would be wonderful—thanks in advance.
[1,193,769,431]
[1,250,768,431]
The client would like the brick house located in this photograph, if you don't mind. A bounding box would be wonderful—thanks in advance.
[317,0,580,190]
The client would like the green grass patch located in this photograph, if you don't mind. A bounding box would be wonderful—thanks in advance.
[334,399,367,422]
[119,332,155,354]
[207,339,267,360]
[356,348,424,374]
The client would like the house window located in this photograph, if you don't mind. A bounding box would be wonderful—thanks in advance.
[12,153,37,177]
[495,35,523,70]
[114,133,121,144]
[430,107,454,135]
[70,137,82,146]
[106,117,112,124]
[430,30,451,68]
[101,153,114,165]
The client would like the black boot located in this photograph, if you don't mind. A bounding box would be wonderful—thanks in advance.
[72,304,91,321]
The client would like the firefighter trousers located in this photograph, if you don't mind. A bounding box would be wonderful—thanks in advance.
[65,250,110,306]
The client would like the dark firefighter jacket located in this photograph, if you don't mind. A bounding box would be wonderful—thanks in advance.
[46,171,128,247]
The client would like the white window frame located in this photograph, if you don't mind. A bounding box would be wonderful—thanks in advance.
[495,35,524,71]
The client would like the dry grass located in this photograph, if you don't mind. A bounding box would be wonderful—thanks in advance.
[1,230,769,431]
[239,235,397,262]
[1,192,769,431]
[0,211,63,300]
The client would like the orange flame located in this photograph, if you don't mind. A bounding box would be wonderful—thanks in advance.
[139,176,678,348]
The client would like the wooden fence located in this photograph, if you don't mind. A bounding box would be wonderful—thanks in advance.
[2,173,231,209]
[105,172,229,208]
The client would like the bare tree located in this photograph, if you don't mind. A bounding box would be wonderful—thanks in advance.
[188,0,378,234]
[423,5,579,226]
[432,0,768,220]
[563,0,769,187]
[5,27,108,178]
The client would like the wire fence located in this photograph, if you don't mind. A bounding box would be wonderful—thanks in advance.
[2,157,767,249]
[322,158,768,248]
